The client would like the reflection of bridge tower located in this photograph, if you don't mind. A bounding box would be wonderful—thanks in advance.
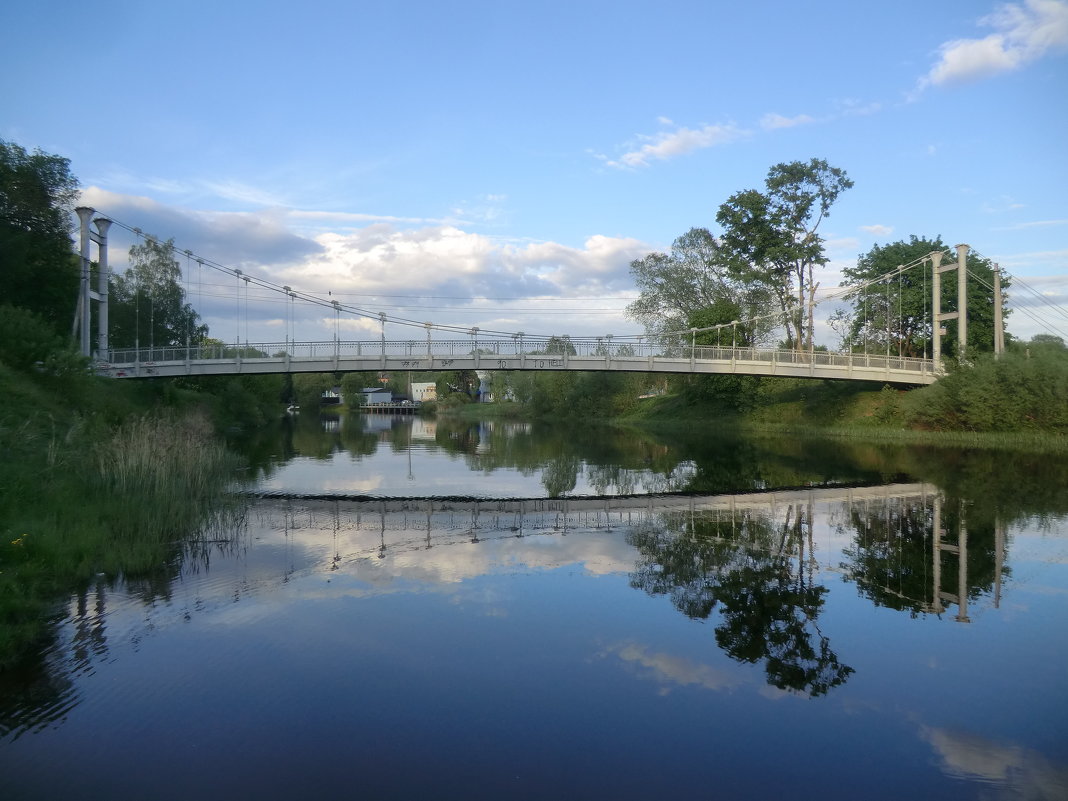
[930,494,1007,622]
[932,494,970,622]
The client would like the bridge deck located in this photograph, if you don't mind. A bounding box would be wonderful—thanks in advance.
[97,341,940,385]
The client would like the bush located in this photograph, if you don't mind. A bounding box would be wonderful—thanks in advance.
[0,304,86,374]
[905,350,1068,432]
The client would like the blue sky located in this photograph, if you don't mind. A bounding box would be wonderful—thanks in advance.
[3,0,1066,345]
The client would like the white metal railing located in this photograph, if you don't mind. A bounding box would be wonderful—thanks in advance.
[101,339,938,379]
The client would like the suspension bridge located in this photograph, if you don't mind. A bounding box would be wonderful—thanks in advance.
[72,207,1035,386]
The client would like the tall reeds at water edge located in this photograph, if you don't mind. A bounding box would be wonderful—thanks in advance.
[1,409,243,668]
[93,412,241,541]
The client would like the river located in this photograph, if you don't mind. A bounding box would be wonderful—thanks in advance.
[3,411,1067,800]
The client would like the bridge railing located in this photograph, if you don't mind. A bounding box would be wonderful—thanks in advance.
[690,346,935,374]
[103,340,936,376]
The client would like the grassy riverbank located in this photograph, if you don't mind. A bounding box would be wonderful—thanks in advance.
[434,364,1068,453]
[0,362,244,669]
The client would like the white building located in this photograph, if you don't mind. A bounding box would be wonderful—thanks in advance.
[411,382,437,402]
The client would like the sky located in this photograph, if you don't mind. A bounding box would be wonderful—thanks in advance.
[2,0,1067,347]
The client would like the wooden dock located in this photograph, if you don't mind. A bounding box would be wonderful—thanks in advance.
[359,403,421,414]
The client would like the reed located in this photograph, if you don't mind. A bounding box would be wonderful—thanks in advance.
[1,408,242,669]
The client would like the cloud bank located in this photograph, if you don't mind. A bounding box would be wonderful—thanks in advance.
[77,188,651,342]
[920,0,1068,90]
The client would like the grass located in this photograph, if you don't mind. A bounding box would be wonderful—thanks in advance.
[0,365,243,670]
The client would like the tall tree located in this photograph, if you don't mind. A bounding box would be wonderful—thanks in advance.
[716,159,853,350]
[841,235,1010,360]
[626,227,770,346]
[109,236,206,350]
[0,140,81,330]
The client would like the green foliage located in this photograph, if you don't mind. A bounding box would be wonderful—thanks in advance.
[873,385,904,425]
[486,369,647,419]
[905,350,1068,432]
[0,140,81,332]
[0,364,240,668]
[435,369,479,400]
[679,373,762,413]
[626,228,770,344]
[842,235,1010,359]
[0,304,87,375]
[716,159,853,349]
[292,372,338,411]
[108,236,206,349]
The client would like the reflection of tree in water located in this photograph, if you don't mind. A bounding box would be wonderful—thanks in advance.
[628,506,853,696]
[542,455,580,497]
[840,495,1004,619]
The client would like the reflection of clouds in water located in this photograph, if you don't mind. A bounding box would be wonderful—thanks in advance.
[153,524,643,628]
[922,727,1068,800]
[602,641,742,694]
[353,532,639,586]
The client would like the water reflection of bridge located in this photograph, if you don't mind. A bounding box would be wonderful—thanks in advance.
[249,483,1004,622]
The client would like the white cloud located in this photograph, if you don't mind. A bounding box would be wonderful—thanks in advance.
[760,112,815,130]
[993,218,1068,230]
[75,189,652,342]
[278,226,647,301]
[605,122,747,169]
[919,0,1068,90]
[861,224,895,237]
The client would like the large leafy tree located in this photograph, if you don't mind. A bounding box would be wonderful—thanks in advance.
[716,159,853,350]
[0,140,81,330]
[841,235,1010,360]
[626,227,770,346]
[109,236,206,350]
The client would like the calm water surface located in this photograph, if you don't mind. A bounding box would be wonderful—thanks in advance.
[3,413,1067,800]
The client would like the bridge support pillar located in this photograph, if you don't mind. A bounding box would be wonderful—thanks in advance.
[993,265,1005,358]
[955,244,969,361]
[73,208,114,359]
[75,208,94,357]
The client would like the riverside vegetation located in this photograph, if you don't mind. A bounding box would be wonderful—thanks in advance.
[429,339,1068,451]
[0,306,260,669]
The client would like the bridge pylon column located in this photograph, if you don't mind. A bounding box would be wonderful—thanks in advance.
[930,246,969,370]
[93,217,112,356]
[955,244,969,361]
[74,207,113,359]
